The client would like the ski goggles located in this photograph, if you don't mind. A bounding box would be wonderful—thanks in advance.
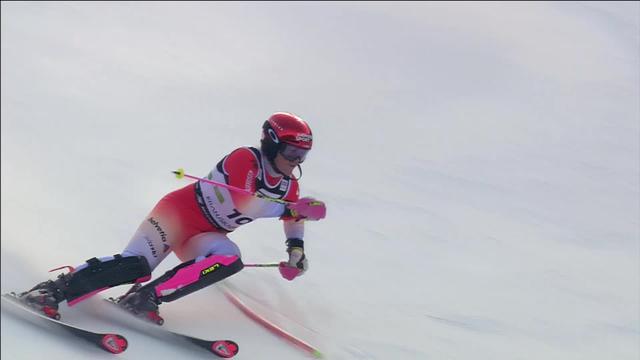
[279,144,310,162]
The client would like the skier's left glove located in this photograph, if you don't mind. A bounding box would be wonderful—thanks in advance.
[279,238,308,281]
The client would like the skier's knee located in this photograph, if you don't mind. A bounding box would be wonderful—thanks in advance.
[205,238,241,258]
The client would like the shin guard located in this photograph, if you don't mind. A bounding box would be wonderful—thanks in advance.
[147,255,243,303]
[64,255,151,306]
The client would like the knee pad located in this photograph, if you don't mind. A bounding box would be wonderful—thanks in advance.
[65,255,151,305]
[147,254,243,303]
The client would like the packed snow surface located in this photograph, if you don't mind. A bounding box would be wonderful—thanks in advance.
[2,2,638,359]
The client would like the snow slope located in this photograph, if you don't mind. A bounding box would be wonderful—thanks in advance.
[2,2,638,359]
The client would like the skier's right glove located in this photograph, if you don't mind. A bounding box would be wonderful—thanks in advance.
[279,238,308,281]
[285,197,326,222]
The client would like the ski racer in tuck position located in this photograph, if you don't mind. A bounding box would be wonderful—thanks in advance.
[17,112,327,324]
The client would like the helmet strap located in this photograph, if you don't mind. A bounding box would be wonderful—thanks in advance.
[292,164,302,180]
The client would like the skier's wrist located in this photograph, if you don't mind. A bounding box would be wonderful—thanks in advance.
[285,238,304,252]
[279,238,308,280]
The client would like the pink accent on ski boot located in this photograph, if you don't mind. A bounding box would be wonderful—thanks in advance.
[42,305,62,320]
[143,310,165,326]
[135,275,152,283]
[48,265,76,273]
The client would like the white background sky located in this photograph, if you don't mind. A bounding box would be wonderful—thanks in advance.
[2,2,639,359]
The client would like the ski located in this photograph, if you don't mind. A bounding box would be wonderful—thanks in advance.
[103,297,239,358]
[1,293,128,354]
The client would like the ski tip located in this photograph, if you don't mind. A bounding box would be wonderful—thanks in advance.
[211,340,239,358]
[312,349,325,358]
[101,334,128,354]
[4,292,20,300]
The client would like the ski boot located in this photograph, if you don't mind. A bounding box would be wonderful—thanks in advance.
[112,254,243,326]
[17,272,71,320]
[115,283,165,325]
[17,255,151,320]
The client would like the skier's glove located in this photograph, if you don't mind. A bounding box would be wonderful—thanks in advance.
[286,197,326,222]
[279,238,308,281]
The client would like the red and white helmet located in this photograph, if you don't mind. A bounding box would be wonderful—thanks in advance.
[261,112,313,162]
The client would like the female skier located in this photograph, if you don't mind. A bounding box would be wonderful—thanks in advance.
[18,112,326,323]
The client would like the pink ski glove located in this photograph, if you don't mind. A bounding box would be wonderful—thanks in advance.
[279,247,307,281]
[279,262,302,280]
[287,197,326,221]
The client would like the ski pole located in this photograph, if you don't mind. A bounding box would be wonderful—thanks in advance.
[172,168,289,205]
[243,263,280,268]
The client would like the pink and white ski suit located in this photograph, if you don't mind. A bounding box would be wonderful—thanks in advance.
[121,147,304,270]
